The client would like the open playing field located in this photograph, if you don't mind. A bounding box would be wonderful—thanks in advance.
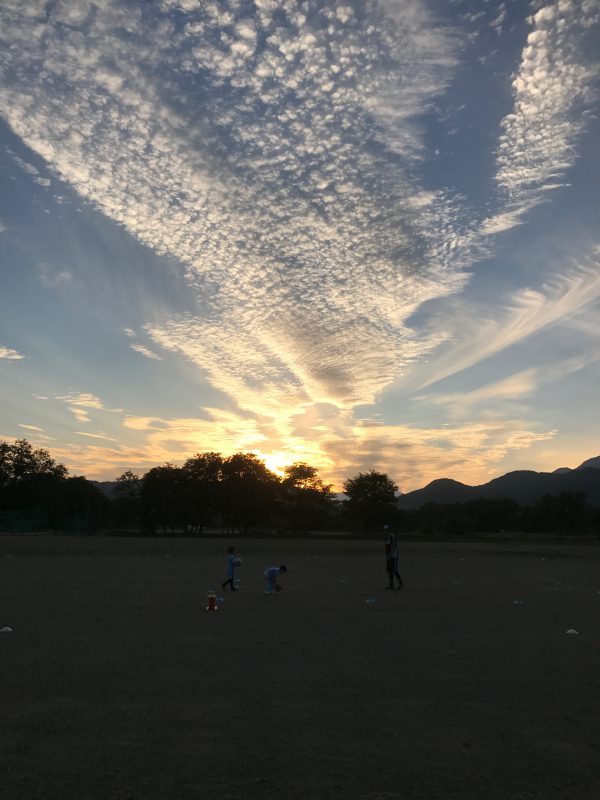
[1,535,599,800]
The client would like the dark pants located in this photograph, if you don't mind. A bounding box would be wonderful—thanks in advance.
[386,559,403,588]
[222,577,236,590]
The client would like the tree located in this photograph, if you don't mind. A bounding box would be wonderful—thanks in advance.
[0,439,67,486]
[112,471,142,528]
[343,470,399,533]
[280,462,335,531]
[0,439,68,513]
[0,439,112,533]
[529,491,587,534]
[140,464,184,534]
[180,452,223,533]
[114,471,141,498]
[54,477,110,532]
[220,453,280,533]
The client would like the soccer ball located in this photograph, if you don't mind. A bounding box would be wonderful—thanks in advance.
[275,584,282,592]
[233,557,242,567]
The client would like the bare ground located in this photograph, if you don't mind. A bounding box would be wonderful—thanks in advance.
[1,535,599,800]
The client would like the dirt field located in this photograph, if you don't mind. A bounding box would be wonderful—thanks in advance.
[1,535,599,800]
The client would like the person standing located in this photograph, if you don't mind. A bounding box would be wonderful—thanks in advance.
[384,527,403,590]
[222,546,241,591]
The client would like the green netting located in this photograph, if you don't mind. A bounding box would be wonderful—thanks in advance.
[0,509,48,533]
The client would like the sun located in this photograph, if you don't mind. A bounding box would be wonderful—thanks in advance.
[259,452,289,478]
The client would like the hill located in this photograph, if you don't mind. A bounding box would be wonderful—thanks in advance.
[90,481,119,498]
[397,466,600,510]
[552,455,600,474]
[577,455,600,470]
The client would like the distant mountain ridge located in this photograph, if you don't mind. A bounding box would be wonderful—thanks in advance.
[397,457,600,510]
[91,481,119,498]
[554,455,600,472]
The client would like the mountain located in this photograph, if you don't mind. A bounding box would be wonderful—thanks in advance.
[396,478,474,507]
[553,455,600,473]
[577,455,600,470]
[90,480,119,498]
[397,465,600,510]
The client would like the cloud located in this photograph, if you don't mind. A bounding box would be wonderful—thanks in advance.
[490,3,507,35]
[8,150,42,177]
[419,368,539,408]
[129,343,162,360]
[56,392,105,410]
[9,0,592,416]
[70,408,91,423]
[55,391,108,423]
[415,352,598,416]
[412,257,600,390]
[37,262,73,288]
[0,347,25,360]
[483,0,599,234]
[74,431,117,441]
[323,418,556,490]
[115,402,555,492]
[0,0,466,412]
[47,441,163,481]
[1,0,595,489]
[19,423,45,432]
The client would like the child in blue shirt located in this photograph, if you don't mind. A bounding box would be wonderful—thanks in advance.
[264,564,287,594]
[222,546,241,591]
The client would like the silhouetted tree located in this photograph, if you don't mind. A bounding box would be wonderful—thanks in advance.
[343,470,399,533]
[280,462,335,531]
[0,439,68,515]
[181,452,223,533]
[53,476,110,532]
[528,491,587,534]
[0,439,115,533]
[0,439,67,487]
[140,464,184,534]
[220,453,280,533]
[112,471,142,528]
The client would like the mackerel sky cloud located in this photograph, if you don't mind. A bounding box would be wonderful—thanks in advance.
[1,0,599,488]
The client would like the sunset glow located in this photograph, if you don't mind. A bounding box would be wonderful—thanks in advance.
[1,1,599,491]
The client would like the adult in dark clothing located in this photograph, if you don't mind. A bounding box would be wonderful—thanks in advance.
[384,527,403,590]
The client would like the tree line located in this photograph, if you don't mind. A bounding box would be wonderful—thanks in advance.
[0,439,398,534]
[0,439,598,536]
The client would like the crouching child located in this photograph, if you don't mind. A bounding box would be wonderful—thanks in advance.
[264,564,287,594]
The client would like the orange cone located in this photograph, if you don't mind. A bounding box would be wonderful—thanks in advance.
[206,590,218,612]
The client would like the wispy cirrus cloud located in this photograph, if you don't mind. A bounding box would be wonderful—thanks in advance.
[37,262,73,288]
[416,353,598,416]
[56,392,105,410]
[55,392,107,423]
[129,343,162,361]
[412,256,600,390]
[482,0,599,235]
[74,431,117,442]
[418,369,540,409]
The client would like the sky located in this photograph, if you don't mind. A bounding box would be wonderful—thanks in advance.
[1,0,599,492]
